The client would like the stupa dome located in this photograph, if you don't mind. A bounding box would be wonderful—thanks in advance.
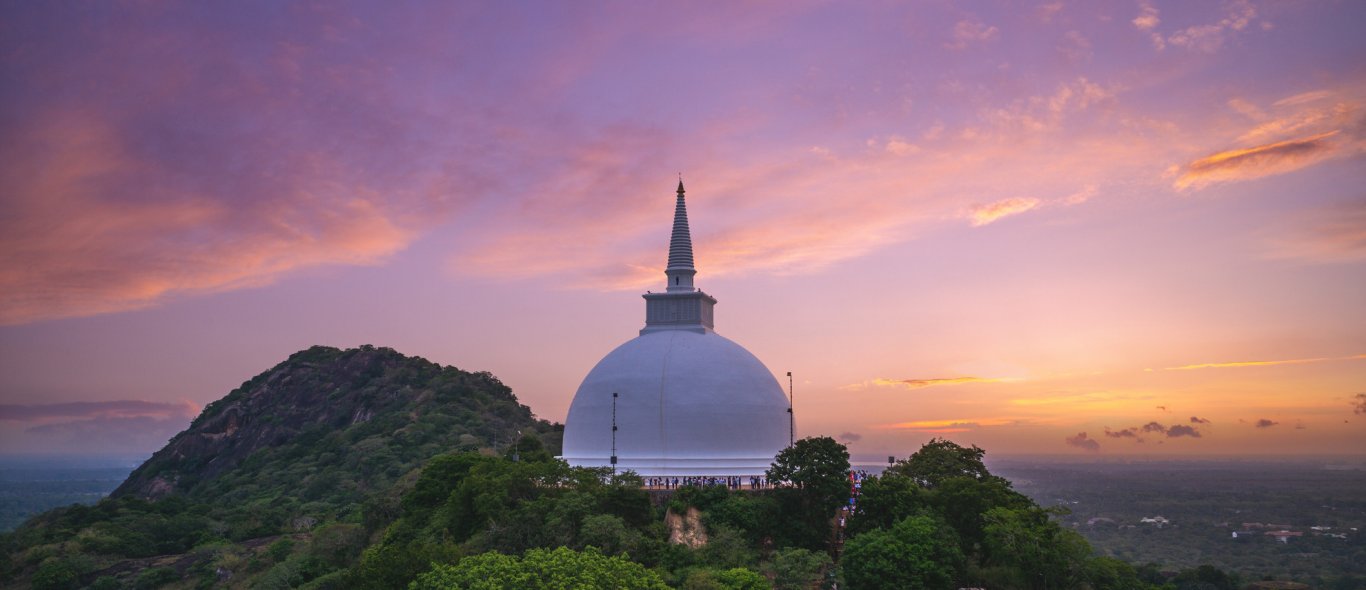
[560,181,791,476]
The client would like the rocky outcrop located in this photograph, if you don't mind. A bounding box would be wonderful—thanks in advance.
[112,345,545,500]
[665,506,708,548]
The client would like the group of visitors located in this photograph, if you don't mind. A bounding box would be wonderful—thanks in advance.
[836,469,871,542]
[642,475,770,490]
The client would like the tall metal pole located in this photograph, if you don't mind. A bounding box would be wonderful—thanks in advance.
[787,372,794,447]
[610,392,619,475]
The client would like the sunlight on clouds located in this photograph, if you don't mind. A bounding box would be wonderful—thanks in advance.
[968,197,1041,226]
[1173,131,1344,190]
[1153,354,1366,371]
[1274,90,1334,107]
[1009,391,1150,408]
[1132,1,1160,31]
[0,142,417,326]
[844,377,1009,391]
[876,417,1018,431]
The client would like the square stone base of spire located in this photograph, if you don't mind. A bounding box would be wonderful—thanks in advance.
[641,291,716,334]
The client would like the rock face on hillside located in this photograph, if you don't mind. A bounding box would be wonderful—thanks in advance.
[113,345,558,501]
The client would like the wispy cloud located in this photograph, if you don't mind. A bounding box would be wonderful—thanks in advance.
[1154,354,1366,371]
[876,418,1017,433]
[1354,394,1366,415]
[1268,200,1366,264]
[1164,0,1260,53]
[0,400,198,422]
[1132,1,1160,32]
[1008,390,1151,409]
[0,400,199,454]
[1274,91,1334,108]
[947,19,999,49]
[1173,131,1344,190]
[847,376,1006,391]
[968,197,1041,226]
[16,415,194,454]
[1065,431,1100,451]
[1255,418,1279,429]
[1190,416,1211,424]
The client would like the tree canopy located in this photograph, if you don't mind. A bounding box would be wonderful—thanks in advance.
[885,438,994,488]
[765,436,851,514]
[411,546,669,590]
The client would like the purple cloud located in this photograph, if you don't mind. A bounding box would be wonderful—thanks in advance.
[1065,432,1100,452]
[0,400,197,421]
[1166,425,1201,438]
[1104,427,1138,438]
[1141,421,1168,434]
[1190,416,1211,424]
[1354,393,1366,415]
[20,415,190,454]
[1255,419,1279,429]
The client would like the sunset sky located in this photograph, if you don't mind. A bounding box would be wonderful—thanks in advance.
[1,1,1363,459]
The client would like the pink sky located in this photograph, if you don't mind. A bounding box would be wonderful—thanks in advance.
[1,1,1363,457]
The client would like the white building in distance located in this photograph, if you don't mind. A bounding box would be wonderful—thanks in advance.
[560,181,791,476]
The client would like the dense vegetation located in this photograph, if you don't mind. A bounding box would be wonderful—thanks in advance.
[0,345,560,589]
[1,345,1353,588]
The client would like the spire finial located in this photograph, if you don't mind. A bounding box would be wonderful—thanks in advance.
[665,178,695,292]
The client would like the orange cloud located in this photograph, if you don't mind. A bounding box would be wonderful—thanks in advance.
[848,377,1006,391]
[877,418,1017,431]
[1173,131,1343,190]
[968,197,1041,226]
[1155,354,1366,371]
[0,110,426,325]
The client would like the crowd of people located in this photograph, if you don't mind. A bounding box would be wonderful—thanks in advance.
[642,475,771,490]
[836,469,870,542]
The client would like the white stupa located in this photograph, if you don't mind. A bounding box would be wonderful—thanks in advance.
[561,181,791,476]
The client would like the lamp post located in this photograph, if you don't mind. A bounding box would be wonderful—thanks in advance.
[610,392,619,475]
[786,372,794,447]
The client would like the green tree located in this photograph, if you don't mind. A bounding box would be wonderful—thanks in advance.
[1083,556,1147,590]
[928,475,1030,558]
[578,513,644,557]
[765,436,851,515]
[765,547,831,590]
[509,433,553,463]
[886,438,993,488]
[845,473,929,537]
[1171,565,1240,590]
[30,559,80,590]
[765,437,850,549]
[410,546,669,590]
[980,506,1092,590]
[840,515,964,590]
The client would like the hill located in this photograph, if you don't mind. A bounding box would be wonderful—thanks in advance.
[0,345,560,588]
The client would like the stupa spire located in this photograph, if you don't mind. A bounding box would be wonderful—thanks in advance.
[665,179,696,292]
[642,179,716,334]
